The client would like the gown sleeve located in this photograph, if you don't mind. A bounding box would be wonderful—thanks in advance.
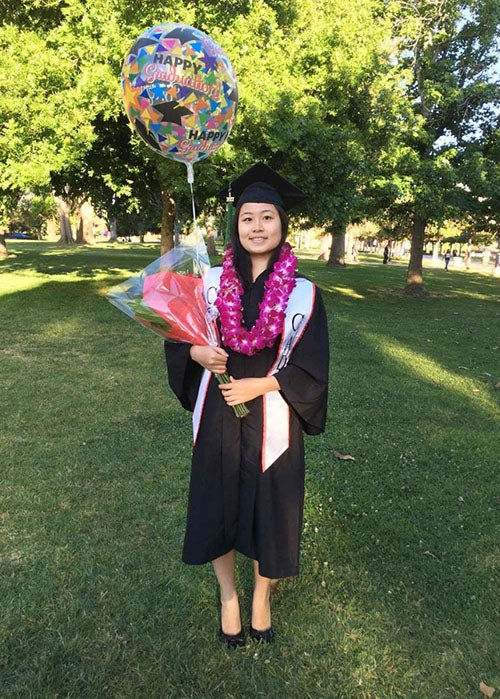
[274,287,330,435]
[164,341,204,412]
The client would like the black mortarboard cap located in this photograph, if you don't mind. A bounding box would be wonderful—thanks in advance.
[217,162,306,211]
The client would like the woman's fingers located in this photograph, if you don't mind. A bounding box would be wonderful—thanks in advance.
[190,345,228,373]
[218,377,258,404]
[218,376,280,404]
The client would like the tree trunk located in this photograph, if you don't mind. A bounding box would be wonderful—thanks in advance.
[56,197,75,244]
[76,200,95,245]
[109,218,118,242]
[76,217,82,243]
[46,218,59,241]
[327,222,346,266]
[463,238,471,270]
[346,230,357,263]
[160,184,175,255]
[318,234,331,260]
[432,240,440,263]
[0,228,8,258]
[205,215,217,257]
[494,235,500,277]
[404,213,427,296]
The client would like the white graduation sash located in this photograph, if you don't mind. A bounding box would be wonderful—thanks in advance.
[192,268,316,472]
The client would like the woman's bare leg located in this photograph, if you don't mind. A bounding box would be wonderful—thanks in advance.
[252,560,272,631]
[212,550,241,635]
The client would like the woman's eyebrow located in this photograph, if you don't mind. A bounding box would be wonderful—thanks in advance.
[240,208,275,216]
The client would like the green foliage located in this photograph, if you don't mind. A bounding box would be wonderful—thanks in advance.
[0,0,499,245]
[215,0,404,231]
[0,189,18,230]
[0,0,64,30]
[457,121,500,237]
[386,0,500,227]
[15,192,57,235]
[0,0,406,231]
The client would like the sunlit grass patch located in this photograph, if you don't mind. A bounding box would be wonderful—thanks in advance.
[322,284,365,299]
[363,332,500,418]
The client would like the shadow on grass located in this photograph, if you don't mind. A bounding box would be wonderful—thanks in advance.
[0,241,160,281]
[296,271,499,691]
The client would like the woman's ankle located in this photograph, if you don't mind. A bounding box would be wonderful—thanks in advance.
[251,596,271,631]
[220,594,242,635]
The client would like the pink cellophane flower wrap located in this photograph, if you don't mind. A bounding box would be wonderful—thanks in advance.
[141,270,212,344]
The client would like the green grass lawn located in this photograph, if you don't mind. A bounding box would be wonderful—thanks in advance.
[1,241,499,698]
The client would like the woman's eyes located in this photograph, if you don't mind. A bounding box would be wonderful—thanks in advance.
[241,215,273,222]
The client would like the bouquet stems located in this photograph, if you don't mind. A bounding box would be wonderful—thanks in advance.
[215,373,249,417]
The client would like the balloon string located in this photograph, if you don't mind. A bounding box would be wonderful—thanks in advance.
[185,161,201,274]
[186,162,197,225]
[190,182,197,223]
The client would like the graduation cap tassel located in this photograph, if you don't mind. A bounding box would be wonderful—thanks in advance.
[224,185,234,249]
[186,162,197,225]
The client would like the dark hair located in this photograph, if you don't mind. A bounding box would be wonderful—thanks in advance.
[229,204,289,288]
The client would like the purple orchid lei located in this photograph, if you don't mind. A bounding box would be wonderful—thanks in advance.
[215,242,298,356]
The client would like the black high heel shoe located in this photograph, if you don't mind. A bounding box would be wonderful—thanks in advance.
[219,627,246,649]
[249,626,274,643]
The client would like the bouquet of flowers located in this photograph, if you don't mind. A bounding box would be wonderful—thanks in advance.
[106,229,248,417]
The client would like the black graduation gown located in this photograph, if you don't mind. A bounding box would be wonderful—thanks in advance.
[164,271,329,579]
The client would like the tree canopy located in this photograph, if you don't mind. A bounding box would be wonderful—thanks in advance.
[386,0,500,292]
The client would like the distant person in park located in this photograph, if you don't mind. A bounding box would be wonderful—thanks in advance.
[164,164,330,648]
[383,244,390,264]
[444,250,451,270]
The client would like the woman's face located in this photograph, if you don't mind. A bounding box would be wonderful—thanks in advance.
[237,202,282,260]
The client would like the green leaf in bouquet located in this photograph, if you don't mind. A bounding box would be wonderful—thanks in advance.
[123,299,172,333]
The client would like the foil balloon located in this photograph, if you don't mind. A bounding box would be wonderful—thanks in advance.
[122,23,238,165]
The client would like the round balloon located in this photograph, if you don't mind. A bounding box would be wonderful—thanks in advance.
[122,23,238,164]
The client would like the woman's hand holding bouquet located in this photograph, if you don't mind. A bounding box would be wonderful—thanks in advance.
[189,346,229,374]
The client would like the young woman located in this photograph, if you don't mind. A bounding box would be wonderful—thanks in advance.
[165,164,329,648]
